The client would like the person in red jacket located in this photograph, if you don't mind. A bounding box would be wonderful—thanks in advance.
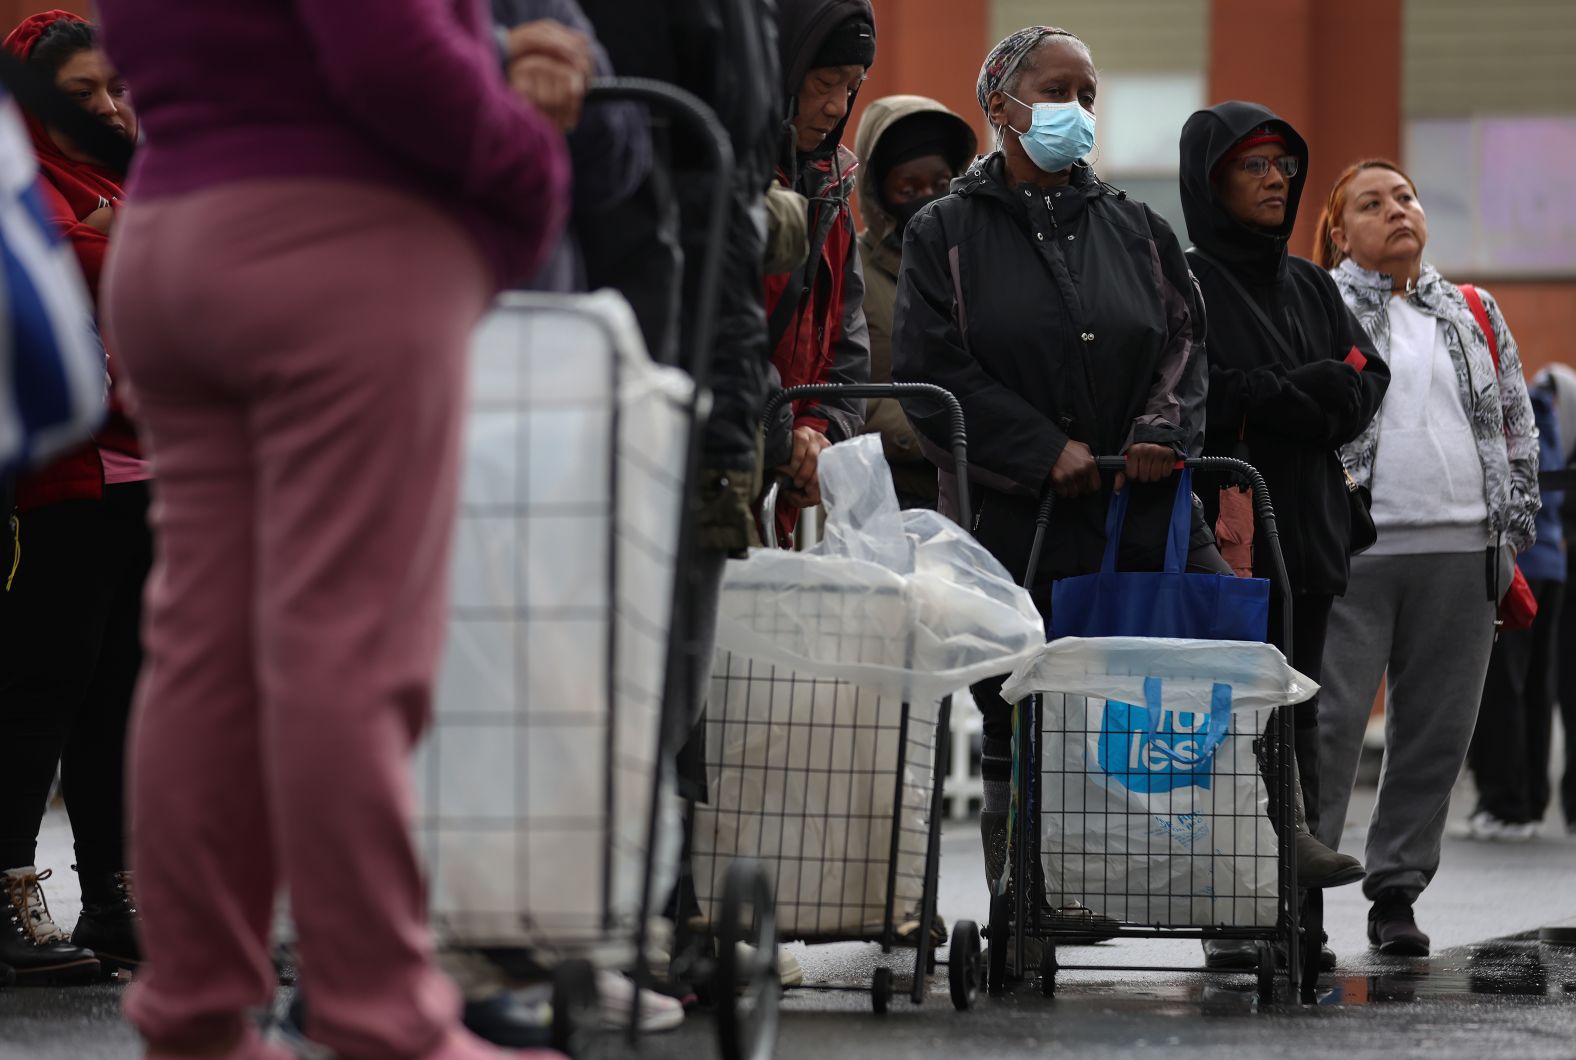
[762,0,874,544]
[0,10,146,986]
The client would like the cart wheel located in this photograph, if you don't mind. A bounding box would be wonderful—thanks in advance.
[550,958,600,1058]
[871,967,893,1014]
[714,861,780,1060]
[987,893,1010,996]
[1038,941,1057,998]
[1255,943,1276,1007]
[949,921,982,1010]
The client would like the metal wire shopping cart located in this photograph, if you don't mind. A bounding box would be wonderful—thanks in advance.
[687,382,991,1020]
[412,74,790,1058]
[989,455,1321,1006]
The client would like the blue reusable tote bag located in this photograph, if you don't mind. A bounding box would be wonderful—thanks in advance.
[1048,469,1270,643]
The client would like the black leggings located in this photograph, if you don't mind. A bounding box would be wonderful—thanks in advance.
[0,481,151,874]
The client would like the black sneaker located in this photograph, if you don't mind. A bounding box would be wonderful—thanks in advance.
[1367,890,1429,957]
[1,867,101,984]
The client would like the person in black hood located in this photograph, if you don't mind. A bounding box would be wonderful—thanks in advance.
[1179,102,1388,964]
[760,0,874,544]
[893,25,1220,951]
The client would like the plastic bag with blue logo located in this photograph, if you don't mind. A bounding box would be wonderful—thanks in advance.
[1003,637,1317,927]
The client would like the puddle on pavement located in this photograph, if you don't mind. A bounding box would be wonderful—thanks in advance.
[1043,940,1576,1013]
[1317,941,1574,1006]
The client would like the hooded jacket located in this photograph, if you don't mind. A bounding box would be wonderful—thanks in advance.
[4,11,141,513]
[1179,101,1389,595]
[1332,258,1538,555]
[762,0,873,479]
[95,0,568,288]
[892,153,1203,586]
[853,95,976,506]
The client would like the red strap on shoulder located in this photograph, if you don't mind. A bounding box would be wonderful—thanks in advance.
[1459,284,1499,373]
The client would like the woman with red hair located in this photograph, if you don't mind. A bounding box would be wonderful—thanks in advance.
[1312,160,1538,956]
[0,8,145,986]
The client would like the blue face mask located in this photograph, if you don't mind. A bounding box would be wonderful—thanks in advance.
[1005,93,1096,173]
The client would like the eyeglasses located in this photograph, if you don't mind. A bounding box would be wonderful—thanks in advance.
[1238,155,1299,178]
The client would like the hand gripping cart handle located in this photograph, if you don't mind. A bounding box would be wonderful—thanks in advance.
[1005,455,1318,1006]
[758,382,971,548]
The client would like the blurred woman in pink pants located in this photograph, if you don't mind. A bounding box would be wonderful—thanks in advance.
[96,1,569,1056]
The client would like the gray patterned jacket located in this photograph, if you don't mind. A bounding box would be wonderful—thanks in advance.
[1330,259,1539,553]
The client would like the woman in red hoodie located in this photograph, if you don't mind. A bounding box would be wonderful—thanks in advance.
[0,10,146,986]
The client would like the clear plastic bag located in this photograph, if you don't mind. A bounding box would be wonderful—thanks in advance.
[695,435,1043,935]
[716,435,1044,703]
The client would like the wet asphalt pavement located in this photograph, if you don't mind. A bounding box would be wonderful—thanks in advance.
[4,780,1575,1059]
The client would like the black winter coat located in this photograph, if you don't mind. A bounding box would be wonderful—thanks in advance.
[1179,102,1389,596]
[575,0,782,474]
[893,155,1206,587]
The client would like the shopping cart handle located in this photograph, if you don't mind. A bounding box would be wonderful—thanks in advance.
[759,475,784,549]
[1092,456,1188,472]
[760,382,972,531]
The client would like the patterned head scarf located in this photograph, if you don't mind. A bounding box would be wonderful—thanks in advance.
[975,25,1085,119]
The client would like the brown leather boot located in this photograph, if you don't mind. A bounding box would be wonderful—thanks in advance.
[1,867,100,984]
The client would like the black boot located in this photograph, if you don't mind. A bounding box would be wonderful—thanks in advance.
[1,867,100,984]
[71,867,140,972]
[1368,890,1429,956]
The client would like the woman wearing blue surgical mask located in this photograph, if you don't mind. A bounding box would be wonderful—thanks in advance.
[892,25,1220,956]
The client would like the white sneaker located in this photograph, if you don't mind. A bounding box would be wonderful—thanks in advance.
[1469,811,1537,842]
[1468,811,1509,841]
[734,942,802,988]
[595,970,684,1033]
[1501,820,1539,842]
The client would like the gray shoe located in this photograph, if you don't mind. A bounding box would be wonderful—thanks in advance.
[1290,788,1364,888]
[1202,938,1260,970]
[1202,938,1337,971]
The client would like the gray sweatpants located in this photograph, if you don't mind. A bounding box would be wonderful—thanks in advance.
[1316,551,1500,901]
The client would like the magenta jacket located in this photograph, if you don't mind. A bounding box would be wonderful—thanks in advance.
[97,0,569,286]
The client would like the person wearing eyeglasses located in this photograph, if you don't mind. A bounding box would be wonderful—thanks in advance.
[1178,102,1389,970]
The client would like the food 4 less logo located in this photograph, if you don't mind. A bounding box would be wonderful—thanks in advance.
[1096,699,1215,794]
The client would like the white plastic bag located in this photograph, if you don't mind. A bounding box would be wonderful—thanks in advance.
[1003,637,1316,927]
[716,436,1044,703]
[694,435,1042,936]
[414,293,689,958]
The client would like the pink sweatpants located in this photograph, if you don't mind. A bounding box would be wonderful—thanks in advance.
[104,179,497,1059]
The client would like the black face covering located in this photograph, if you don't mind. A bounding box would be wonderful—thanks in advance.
[888,192,946,237]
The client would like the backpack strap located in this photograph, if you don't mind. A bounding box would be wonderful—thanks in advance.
[1184,246,1297,363]
[1460,284,1499,374]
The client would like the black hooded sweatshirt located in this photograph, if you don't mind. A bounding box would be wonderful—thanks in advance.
[1179,102,1389,596]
